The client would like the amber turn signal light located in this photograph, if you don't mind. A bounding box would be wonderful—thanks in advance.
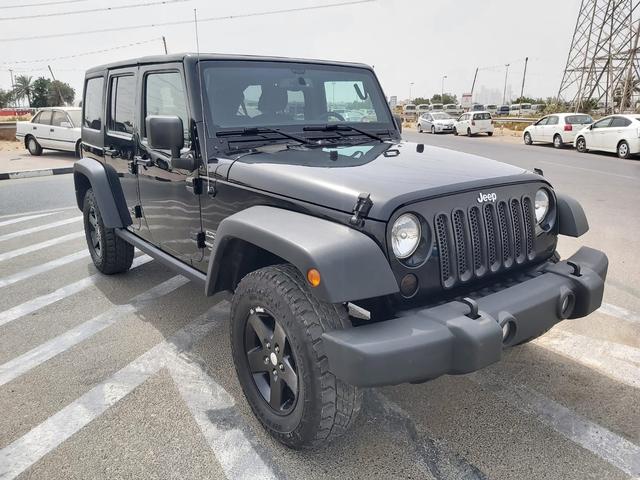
[307,268,321,287]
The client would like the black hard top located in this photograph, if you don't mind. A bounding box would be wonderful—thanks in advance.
[85,53,371,75]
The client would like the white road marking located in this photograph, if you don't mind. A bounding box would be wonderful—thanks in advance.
[537,159,639,182]
[0,212,58,228]
[0,231,84,262]
[0,255,153,327]
[0,304,275,480]
[0,250,89,288]
[534,329,640,389]
[0,275,188,387]
[472,371,640,478]
[0,216,82,243]
[0,206,76,221]
[599,302,640,325]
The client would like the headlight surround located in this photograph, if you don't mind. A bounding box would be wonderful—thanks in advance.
[391,213,421,259]
[534,188,550,224]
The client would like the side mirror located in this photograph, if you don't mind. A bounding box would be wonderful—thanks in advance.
[393,114,403,133]
[146,115,196,171]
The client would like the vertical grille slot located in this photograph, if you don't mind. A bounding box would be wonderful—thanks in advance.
[497,201,513,267]
[510,198,525,263]
[483,203,500,272]
[452,209,471,281]
[468,206,487,277]
[522,197,535,259]
[435,214,454,288]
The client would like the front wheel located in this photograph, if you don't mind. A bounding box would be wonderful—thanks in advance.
[83,189,134,274]
[417,123,423,133]
[576,136,587,153]
[231,264,361,449]
[26,136,42,156]
[487,131,493,137]
[524,132,533,145]
[617,140,631,159]
[431,125,436,134]
[453,127,458,136]
[467,127,472,136]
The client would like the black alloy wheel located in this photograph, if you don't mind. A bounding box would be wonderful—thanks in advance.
[87,205,103,260]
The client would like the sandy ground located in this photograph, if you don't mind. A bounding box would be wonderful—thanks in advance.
[0,139,22,152]
[0,140,76,174]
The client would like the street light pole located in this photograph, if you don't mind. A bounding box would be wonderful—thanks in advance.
[441,75,447,105]
[502,64,510,105]
[409,82,414,102]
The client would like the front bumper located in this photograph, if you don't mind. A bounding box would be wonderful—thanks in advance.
[322,246,607,387]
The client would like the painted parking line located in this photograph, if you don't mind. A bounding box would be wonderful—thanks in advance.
[0,250,89,288]
[0,275,189,387]
[534,329,640,389]
[0,231,84,262]
[0,216,82,243]
[600,302,640,325]
[0,212,59,229]
[472,371,640,478]
[0,304,275,480]
[0,206,76,221]
[0,255,152,327]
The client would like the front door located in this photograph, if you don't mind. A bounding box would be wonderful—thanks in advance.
[136,66,203,264]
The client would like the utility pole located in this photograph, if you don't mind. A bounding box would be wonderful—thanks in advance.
[47,65,65,106]
[470,67,479,100]
[520,57,528,100]
[441,75,447,104]
[409,82,414,102]
[8,69,16,108]
[162,36,168,54]
[502,64,510,105]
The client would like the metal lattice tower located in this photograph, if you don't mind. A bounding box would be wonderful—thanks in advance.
[557,0,640,112]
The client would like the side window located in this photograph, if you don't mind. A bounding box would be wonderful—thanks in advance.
[32,112,42,124]
[36,110,52,124]
[109,75,136,134]
[547,116,559,125]
[51,110,69,127]
[610,117,631,127]
[144,71,189,145]
[83,77,104,130]
[536,117,549,126]
[592,118,612,129]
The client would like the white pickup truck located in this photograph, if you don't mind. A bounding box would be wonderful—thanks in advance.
[15,107,82,156]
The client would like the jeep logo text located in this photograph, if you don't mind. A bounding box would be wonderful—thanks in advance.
[477,192,497,203]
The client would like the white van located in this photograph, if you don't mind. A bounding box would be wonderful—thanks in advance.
[509,104,521,116]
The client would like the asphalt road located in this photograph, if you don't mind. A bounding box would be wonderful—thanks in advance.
[0,136,639,480]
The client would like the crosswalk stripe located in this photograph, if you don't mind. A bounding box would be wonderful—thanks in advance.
[0,255,153,327]
[0,231,84,262]
[0,250,89,288]
[0,206,76,221]
[0,216,82,243]
[472,371,640,478]
[0,303,275,480]
[534,328,640,389]
[0,212,58,228]
[0,275,189,387]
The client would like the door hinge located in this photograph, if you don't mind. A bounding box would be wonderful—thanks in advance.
[133,205,142,218]
[349,192,372,227]
[186,177,203,195]
[192,231,206,249]
[128,161,137,175]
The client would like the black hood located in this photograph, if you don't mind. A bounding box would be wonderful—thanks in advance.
[226,141,541,220]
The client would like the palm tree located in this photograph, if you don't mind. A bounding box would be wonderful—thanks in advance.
[13,75,34,107]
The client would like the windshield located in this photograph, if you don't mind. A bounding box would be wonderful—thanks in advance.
[432,113,452,120]
[67,110,81,127]
[202,61,392,132]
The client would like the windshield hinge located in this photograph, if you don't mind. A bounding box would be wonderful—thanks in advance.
[349,192,372,227]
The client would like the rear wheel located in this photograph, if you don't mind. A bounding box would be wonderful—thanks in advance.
[83,189,134,274]
[576,136,587,153]
[417,123,423,133]
[617,140,631,159]
[487,131,493,137]
[26,136,42,156]
[431,125,436,134]
[231,264,361,449]
[453,127,458,136]
[467,127,472,136]
[523,132,533,145]
[553,134,563,149]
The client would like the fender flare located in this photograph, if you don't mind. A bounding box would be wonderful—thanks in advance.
[73,158,132,228]
[556,193,589,237]
[205,206,399,303]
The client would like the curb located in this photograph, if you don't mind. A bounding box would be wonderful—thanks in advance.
[0,166,73,180]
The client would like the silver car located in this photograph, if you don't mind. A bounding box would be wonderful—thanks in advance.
[417,112,455,134]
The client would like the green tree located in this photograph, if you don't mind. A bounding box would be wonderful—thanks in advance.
[46,80,75,106]
[13,75,34,106]
[431,93,457,105]
[0,88,14,108]
[31,77,51,108]
[412,97,430,105]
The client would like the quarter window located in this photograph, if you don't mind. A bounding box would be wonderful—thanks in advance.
[610,117,631,127]
[144,71,189,145]
[109,75,136,134]
[83,77,104,130]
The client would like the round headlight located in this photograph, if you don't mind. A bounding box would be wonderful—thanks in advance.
[391,213,421,259]
[534,189,550,224]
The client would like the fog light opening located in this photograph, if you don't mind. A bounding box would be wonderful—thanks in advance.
[400,273,418,298]
[502,320,516,344]
[559,292,576,319]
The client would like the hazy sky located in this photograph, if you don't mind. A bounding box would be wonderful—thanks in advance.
[1,0,581,105]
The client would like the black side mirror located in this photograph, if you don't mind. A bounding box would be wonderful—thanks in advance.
[146,115,197,171]
[393,114,403,133]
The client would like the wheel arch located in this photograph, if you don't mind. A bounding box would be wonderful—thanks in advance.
[205,206,399,303]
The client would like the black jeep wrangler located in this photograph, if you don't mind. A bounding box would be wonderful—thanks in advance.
[74,53,607,448]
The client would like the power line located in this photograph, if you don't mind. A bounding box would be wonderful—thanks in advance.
[0,0,375,42]
[0,0,88,9]
[0,0,188,21]
[1,38,163,65]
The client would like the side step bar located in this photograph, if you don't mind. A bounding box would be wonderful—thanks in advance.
[115,228,207,284]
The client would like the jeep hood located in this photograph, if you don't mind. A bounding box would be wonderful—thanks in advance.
[226,141,539,220]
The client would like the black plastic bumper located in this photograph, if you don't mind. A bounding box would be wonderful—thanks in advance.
[322,246,608,387]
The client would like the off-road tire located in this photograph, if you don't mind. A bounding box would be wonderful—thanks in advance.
[553,134,563,149]
[523,132,532,145]
[26,136,42,156]
[83,189,134,274]
[617,140,631,159]
[231,264,362,449]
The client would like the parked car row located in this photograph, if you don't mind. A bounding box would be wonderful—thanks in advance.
[417,111,494,136]
[15,106,82,156]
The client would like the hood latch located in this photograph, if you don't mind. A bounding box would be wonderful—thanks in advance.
[350,192,372,227]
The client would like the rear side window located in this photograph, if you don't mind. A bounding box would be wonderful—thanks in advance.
[474,113,491,120]
[144,71,189,145]
[109,75,136,134]
[547,116,559,125]
[566,115,593,124]
[83,77,104,130]
[610,117,631,127]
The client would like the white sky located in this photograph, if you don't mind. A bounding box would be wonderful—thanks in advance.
[1,0,581,105]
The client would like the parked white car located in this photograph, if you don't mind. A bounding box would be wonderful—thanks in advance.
[454,111,494,136]
[15,107,82,156]
[417,112,455,133]
[573,114,640,159]
[523,113,593,148]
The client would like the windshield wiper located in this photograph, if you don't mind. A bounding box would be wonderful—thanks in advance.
[303,124,385,143]
[216,127,313,145]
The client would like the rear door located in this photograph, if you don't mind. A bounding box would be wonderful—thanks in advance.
[607,116,632,151]
[33,110,53,148]
[136,65,203,263]
[473,112,491,132]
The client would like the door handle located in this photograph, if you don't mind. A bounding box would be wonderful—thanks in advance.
[50,128,54,132]
[134,156,152,167]
[104,147,119,158]
[33,126,37,130]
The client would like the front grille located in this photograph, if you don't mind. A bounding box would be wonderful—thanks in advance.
[435,197,536,289]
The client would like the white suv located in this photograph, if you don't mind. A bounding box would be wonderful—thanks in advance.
[454,111,494,136]
[523,113,593,148]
